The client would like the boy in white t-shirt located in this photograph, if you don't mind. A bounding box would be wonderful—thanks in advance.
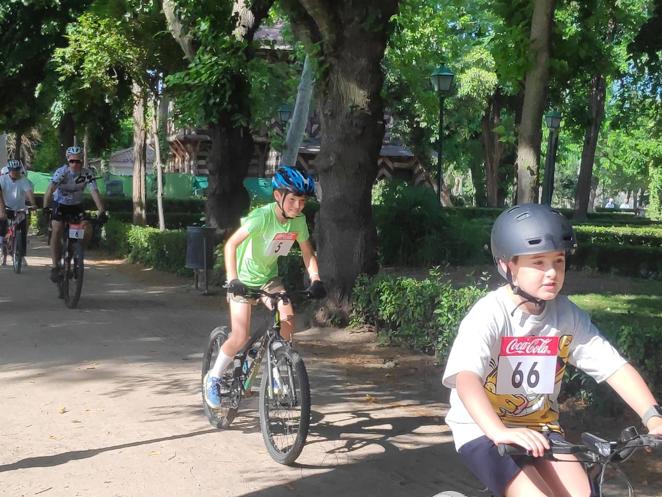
[442,203,661,497]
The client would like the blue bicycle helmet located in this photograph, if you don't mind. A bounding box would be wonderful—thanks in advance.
[272,165,316,197]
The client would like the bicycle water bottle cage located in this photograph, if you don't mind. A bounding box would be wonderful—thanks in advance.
[581,432,613,457]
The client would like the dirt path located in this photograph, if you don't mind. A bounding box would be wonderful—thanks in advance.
[0,238,659,497]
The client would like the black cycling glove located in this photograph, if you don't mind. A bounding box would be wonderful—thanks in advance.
[227,279,248,296]
[307,280,327,299]
[98,211,109,224]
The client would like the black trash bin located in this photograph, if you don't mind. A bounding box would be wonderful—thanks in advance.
[186,226,216,293]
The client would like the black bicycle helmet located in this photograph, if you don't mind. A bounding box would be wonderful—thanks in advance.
[491,203,577,280]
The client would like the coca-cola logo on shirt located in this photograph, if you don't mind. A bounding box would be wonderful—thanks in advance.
[500,336,560,356]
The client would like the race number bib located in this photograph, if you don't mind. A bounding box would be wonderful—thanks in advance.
[496,336,559,395]
[69,224,85,239]
[265,233,297,256]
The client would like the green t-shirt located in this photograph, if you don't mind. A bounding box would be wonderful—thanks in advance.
[236,203,310,286]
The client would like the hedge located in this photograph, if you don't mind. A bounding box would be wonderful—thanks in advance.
[101,219,308,289]
[574,225,662,248]
[102,219,192,275]
[350,269,488,360]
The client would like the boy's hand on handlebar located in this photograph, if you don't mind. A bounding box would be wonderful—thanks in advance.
[227,279,248,296]
[306,280,327,299]
[491,427,550,458]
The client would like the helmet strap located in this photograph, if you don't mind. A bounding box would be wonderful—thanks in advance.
[506,268,545,316]
[276,192,294,220]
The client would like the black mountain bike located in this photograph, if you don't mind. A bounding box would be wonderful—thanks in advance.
[202,289,313,465]
[1,207,32,273]
[435,426,661,497]
[49,210,104,308]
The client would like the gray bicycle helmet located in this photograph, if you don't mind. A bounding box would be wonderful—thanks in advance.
[491,203,577,280]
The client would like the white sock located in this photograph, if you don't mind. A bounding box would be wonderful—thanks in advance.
[209,350,233,377]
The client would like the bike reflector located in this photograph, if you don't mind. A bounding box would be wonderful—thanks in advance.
[69,224,85,239]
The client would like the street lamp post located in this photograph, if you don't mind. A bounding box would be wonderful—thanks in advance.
[277,104,293,128]
[430,66,454,204]
[542,110,561,204]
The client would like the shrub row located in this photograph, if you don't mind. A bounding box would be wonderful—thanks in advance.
[102,219,192,275]
[574,225,662,248]
[101,219,308,290]
[572,244,662,279]
[350,269,488,360]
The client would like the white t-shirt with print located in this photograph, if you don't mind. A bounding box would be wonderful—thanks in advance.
[51,164,98,205]
[442,286,626,450]
[0,174,33,210]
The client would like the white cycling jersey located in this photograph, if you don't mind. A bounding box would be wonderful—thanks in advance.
[51,164,98,206]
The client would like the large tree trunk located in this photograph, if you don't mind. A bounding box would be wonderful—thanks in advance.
[481,92,505,207]
[205,113,253,235]
[515,0,556,204]
[574,73,606,220]
[285,0,399,305]
[132,82,147,226]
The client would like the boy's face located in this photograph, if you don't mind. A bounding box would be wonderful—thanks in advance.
[274,190,306,218]
[504,250,566,301]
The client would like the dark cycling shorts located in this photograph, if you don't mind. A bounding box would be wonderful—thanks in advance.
[457,432,572,497]
[52,203,84,223]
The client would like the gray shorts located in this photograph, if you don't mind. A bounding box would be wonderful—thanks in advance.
[227,279,285,305]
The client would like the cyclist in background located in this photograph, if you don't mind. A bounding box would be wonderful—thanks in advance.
[43,146,106,282]
[0,160,36,263]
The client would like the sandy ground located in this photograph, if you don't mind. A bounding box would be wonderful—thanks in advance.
[0,237,659,497]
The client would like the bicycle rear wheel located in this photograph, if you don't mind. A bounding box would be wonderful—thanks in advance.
[201,326,241,428]
[259,345,310,465]
[12,228,22,274]
[63,241,84,308]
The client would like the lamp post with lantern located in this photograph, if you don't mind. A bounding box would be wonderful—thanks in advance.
[430,66,454,204]
[542,110,561,204]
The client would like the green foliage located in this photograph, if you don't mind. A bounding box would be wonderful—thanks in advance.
[350,268,488,359]
[574,225,662,248]
[572,243,662,279]
[372,180,493,266]
[102,219,191,275]
[565,289,662,409]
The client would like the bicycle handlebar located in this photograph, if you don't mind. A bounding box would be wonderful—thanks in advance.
[498,428,662,462]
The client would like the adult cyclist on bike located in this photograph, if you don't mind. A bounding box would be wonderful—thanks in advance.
[204,165,326,409]
[43,146,106,282]
[0,160,37,263]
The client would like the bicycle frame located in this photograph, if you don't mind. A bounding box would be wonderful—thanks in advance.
[236,291,291,397]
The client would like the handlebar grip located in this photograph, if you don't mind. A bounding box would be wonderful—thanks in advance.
[498,444,529,457]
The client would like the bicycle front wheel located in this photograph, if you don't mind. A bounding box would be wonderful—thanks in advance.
[201,326,241,429]
[259,345,311,465]
[12,228,22,274]
[64,241,84,308]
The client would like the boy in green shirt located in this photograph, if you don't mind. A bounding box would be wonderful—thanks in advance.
[204,165,326,408]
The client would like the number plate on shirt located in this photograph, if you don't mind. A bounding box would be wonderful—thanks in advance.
[496,336,559,395]
[265,232,297,256]
[69,224,85,239]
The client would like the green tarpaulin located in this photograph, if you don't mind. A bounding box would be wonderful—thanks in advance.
[28,170,274,201]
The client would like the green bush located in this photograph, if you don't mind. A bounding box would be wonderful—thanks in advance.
[350,269,488,359]
[574,225,662,248]
[372,180,490,266]
[571,243,662,279]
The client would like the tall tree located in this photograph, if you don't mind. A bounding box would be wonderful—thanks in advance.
[282,0,399,304]
[515,0,556,204]
[164,0,275,236]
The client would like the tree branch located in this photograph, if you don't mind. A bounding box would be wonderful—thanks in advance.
[297,0,339,48]
[162,0,196,61]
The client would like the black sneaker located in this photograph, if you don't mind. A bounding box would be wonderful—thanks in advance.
[49,266,60,283]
